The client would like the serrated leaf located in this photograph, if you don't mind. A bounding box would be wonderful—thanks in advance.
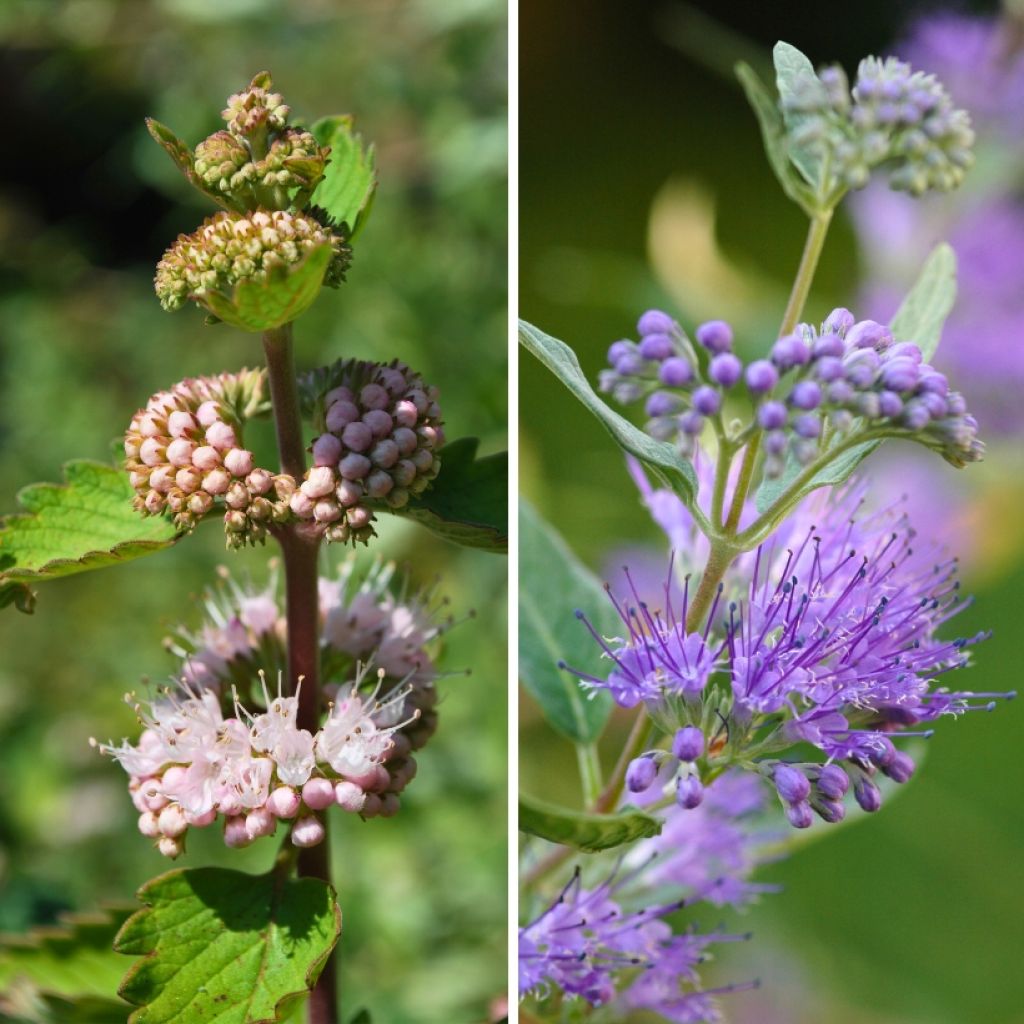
[198,244,334,332]
[755,245,959,516]
[736,62,817,215]
[0,461,180,614]
[388,437,507,552]
[310,116,378,239]
[519,320,697,502]
[889,243,957,361]
[0,907,133,1004]
[114,866,340,1024]
[519,500,618,744]
[774,41,830,193]
[519,793,662,852]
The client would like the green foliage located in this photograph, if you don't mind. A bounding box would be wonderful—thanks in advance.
[0,462,180,614]
[391,437,507,552]
[519,500,618,743]
[519,793,662,853]
[0,907,132,1005]
[144,118,233,212]
[200,244,335,332]
[736,61,818,215]
[755,242,959,516]
[310,117,378,238]
[519,320,697,502]
[773,42,830,193]
[114,866,341,1024]
[890,243,957,360]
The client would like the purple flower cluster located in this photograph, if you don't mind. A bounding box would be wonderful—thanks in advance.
[519,864,756,1019]
[600,308,983,474]
[567,481,1012,829]
[781,53,974,195]
[632,771,781,907]
[848,12,1024,441]
[292,359,444,545]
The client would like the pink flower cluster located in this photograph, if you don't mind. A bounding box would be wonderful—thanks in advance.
[96,559,447,857]
[125,370,295,547]
[98,671,414,858]
[292,359,444,544]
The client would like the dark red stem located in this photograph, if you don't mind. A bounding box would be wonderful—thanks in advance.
[262,324,337,1024]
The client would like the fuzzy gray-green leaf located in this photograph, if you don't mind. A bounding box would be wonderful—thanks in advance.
[519,500,618,744]
[736,61,817,215]
[773,41,829,193]
[520,794,662,852]
[889,243,957,361]
[519,320,697,502]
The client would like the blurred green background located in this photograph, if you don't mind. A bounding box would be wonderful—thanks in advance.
[0,1,506,1022]
[520,1,1024,1022]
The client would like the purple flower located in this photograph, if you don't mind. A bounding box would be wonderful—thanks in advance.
[518,865,754,1014]
[571,478,1012,827]
[636,771,781,907]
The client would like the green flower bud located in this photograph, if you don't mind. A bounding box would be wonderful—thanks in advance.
[193,131,251,192]
[154,209,351,326]
[221,71,290,141]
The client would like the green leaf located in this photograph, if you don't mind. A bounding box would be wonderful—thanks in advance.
[0,461,180,614]
[519,793,662,853]
[773,41,830,193]
[518,500,619,744]
[388,437,507,552]
[735,61,817,215]
[889,242,957,361]
[115,866,341,1024]
[144,119,235,212]
[35,994,130,1023]
[519,320,697,502]
[0,907,133,1004]
[198,244,334,333]
[755,244,960,516]
[310,116,378,238]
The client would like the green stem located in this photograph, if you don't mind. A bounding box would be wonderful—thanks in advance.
[683,539,737,632]
[734,430,885,550]
[576,743,603,806]
[721,209,833,534]
[593,708,650,814]
[262,324,336,1024]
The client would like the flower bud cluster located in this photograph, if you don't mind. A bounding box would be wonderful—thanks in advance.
[193,127,328,202]
[154,208,350,313]
[782,55,974,197]
[626,725,707,810]
[124,370,294,548]
[601,307,984,472]
[293,360,444,545]
[767,746,915,829]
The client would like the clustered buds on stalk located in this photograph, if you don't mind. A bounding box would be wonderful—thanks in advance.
[783,55,974,196]
[601,307,983,471]
[154,209,350,314]
[125,358,444,548]
[96,560,451,858]
[145,72,357,330]
[766,747,919,827]
[124,370,295,548]
[292,359,444,545]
